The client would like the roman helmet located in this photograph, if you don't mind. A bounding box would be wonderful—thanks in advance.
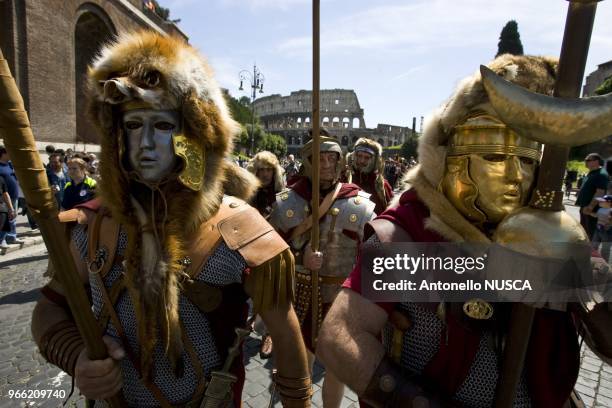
[407,54,557,229]
[300,131,344,183]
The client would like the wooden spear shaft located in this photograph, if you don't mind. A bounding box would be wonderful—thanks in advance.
[0,48,125,407]
[310,0,321,347]
[494,1,599,406]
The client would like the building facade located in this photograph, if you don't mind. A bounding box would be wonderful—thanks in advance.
[0,0,186,151]
[583,59,612,96]
[253,89,412,155]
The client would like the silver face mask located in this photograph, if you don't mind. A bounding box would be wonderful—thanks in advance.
[123,109,180,184]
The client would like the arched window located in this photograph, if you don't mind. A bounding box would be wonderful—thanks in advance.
[75,4,116,144]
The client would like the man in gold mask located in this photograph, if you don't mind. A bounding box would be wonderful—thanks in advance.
[316,54,612,407]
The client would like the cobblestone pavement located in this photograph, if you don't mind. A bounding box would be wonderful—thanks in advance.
[0,202,610,408]
[0,249,358,408]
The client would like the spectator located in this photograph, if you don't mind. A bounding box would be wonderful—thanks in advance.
[575,153,608,239]
[0,175,16,250]
[17,183,38,231]
[591,195,612,262]
[44,145,56,168]
[46,153,68,208]
[61,158,96,210]
[54,149,69,173]
[284,154,300,185]
[0,146,24,245]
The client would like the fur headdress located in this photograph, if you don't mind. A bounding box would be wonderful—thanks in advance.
[350,137,383,174]
[247,151,285,193]
[86,30,257,377]
[399,54,558,242]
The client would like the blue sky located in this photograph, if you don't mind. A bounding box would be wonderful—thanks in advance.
[163,0,612,129]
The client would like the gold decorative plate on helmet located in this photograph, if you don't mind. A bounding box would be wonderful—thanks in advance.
[172,134,204,191]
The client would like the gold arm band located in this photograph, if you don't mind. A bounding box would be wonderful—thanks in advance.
[274,372,312,408]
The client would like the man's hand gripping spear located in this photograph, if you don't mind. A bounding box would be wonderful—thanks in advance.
[0,48,127,406]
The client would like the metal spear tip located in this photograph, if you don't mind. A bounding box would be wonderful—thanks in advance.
[479,65,612,148]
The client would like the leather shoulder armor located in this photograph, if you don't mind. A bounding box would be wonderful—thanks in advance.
[218,196,289,267]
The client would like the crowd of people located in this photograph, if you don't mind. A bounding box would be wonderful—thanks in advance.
[573,152,612,262]
[0,144,99,251]
[14,31,610,408]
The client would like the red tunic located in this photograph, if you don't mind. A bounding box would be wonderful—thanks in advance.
[344,189,580,407]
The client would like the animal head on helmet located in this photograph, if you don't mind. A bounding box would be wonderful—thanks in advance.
[85,30,255,376]
[413,54,557,226]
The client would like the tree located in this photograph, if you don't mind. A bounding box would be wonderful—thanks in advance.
[496,20,524,57]
[400,136,418,160]
[258,133,288,158]
[223,90,256,126]
[595,76,612,95]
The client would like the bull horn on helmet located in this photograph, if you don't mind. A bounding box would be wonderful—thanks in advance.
[480,65,612,147]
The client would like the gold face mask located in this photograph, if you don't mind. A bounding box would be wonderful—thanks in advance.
[441,114,540,225]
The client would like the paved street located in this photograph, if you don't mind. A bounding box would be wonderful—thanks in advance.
[0,200,610,407]
[0,219,358,408]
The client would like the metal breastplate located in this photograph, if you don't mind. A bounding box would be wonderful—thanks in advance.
[299,202,365,303]
[271,189,376,303]
[72,225,245,407]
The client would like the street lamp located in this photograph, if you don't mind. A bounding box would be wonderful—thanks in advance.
[239,64,265,156]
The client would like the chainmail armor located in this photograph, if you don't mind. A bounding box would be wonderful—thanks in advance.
[367,235,532,407]
[74,224,245,406]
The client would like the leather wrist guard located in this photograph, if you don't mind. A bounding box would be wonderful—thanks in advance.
[361,357,452,408]
[274,371,312,408]
[38,320,85,377]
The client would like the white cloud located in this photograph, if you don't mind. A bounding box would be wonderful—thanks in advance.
[277,0,611,60]
[207,57,243,92]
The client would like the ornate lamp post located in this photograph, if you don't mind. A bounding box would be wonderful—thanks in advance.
[239,64,265,156]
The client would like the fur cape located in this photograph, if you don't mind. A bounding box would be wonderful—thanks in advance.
[397,54,558,243]
[86,30,258,377]
[247,150,285,193]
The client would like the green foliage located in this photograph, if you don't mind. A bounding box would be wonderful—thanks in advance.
[595,76,612,95]
[496,20,524,57]
[148,0,171,21]
[400,136,419,160]
[224,90,256,126]
[567,160,588,175]
[257,133,287,158]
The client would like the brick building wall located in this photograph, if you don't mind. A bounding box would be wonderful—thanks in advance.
[0,0,187,147]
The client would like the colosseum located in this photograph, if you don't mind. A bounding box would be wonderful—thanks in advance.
[252,89,412,155]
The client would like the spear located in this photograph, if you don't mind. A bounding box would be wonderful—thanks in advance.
[310,0,321,347]
[490,1,602,406]
[0,48,125,407]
